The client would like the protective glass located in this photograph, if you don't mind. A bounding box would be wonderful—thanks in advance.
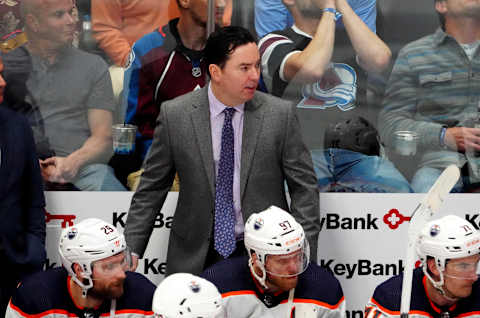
[92,249,132,277]
[264,239,310,278]
[444,259,480,280]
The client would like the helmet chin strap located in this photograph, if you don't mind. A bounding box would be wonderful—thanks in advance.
[248,258,269,290]
[72,275,93,298]
[427,270,459,302]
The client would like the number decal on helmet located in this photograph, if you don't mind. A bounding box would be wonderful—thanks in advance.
[279,221,291,231]
[101,225,114,235]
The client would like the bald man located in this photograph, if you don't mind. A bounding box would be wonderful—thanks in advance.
[2,0,125,191]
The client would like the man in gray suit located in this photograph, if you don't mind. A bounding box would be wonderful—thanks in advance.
[124,26,320,275]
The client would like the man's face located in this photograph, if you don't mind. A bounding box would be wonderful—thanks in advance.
[89,252,128,300]
[0,58,5,104]
[437,0,480,20]
[31,0,76,48]
[212,42,260,106]
[442,254,480,299]
[264,250,304,292]
[188,0,226,27]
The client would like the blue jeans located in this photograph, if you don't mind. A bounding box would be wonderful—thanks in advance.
[73,163,126,191]
[311,149,413,193]
[411,166,465,193]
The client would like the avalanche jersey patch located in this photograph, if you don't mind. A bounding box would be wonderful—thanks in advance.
[298,63,357,111]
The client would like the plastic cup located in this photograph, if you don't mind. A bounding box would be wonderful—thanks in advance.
[112,124,136,155]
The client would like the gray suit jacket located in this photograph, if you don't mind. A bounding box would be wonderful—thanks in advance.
[125,86,319,275]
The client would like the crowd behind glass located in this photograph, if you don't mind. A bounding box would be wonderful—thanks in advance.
[1,0,476,193]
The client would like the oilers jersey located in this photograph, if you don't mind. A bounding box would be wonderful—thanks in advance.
[365,267,480,317]
[201,256,346,318]
[5,267,155,318]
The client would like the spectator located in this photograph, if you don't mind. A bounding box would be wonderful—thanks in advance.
[91,0,180,67]
[255,0,377,38]
[378,0,480,192]
[365,215,480,317]
[259,0,412,193]
[2,0,125,191]
[124,26,319,276]
[5,218,156,317]
[0,0,27,53]
[153,273,225,318]
[202,206,345,318]
[123,0,226,165]
[0,55,46,315]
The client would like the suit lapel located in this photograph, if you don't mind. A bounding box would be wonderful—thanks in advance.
[190,88,216,198]
[240,95,265,201]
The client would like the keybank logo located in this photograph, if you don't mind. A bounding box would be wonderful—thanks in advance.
[383,209,411,230]
[319,259,405,279]
[45,210,76,228]
[319,213,379,230]
[319,209,414,231]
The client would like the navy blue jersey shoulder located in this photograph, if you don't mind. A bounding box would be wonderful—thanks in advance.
[296,262,343,305]
[372,267,426,312]
[202,257,343,306]
[118,271,156,311]
[201,256,255,293]
[10,267,155,315]
[372,267,480,316]
[11,267,72,315]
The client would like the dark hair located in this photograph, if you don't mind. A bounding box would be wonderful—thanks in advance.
[204,26,256,77]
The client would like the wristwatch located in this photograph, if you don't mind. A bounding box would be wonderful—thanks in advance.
[322,8,343,21]
[439,126,448,149]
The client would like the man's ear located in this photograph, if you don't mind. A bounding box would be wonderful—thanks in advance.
[25,13,40,33]
[209,64,221,82]
[435,0,447,15]
[250,252,263,275]
[72,263,84,278]
[427,258,441,278]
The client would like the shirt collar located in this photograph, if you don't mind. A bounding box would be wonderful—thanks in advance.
[208,82,245,117]
[291,24,313,39]
[432,27,453,47]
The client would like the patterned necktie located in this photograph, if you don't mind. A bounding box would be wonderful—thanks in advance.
[214,107,236,258]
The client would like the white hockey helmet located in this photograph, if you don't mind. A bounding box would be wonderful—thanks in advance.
[58,218,127,297]
[417,215,480,290]
[244,206,309,289]
[152,273,225,318]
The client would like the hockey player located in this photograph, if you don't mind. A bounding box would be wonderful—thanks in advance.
[5,218,156,318]
[152,273,225,318]
[201,206,345,317]
[365,215,480,317]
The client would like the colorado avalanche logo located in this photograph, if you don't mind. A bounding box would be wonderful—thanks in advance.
[298,63,357,111]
